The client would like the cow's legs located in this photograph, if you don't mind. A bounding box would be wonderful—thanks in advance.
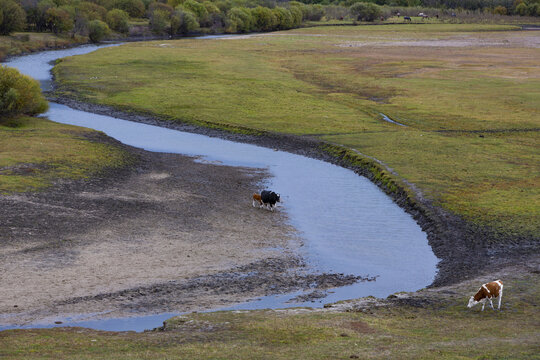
[488,298,495,310]
[481,299,486,311]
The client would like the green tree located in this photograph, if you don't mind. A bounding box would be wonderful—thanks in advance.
[149,8,169,34]
[203,2,220,16]
[88,19,110,41]
[226,7,252,33]
[171,8,198,34]
[349,2,382,21]
[148,2,174,15]
[493,5,508,15]
[113,0,145,17]
[46,7,73,33]
[272,7,293,30]
[529,3,540,16]
[289,6,303,27]
[0,0,26,35]
[181,0,208,20]
[305,4,324,21]
[32,0,55,32]
[78,2,107,21]
[0,66,48,117]
[106,8,129,33]
[251,6,276,31]
[515,2,527,14]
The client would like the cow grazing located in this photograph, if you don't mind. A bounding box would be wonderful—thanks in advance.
[252,193,263,208]
[260,190,280,211]
[404,16,411,21]
[467,280,503,311]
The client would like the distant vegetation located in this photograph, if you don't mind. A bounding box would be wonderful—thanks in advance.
[0,0,537,42]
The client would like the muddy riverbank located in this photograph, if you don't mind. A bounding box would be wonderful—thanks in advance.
[1,134,372,326]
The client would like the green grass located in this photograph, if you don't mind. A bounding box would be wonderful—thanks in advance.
[0,116,132,193]
[1,270,538,359]
[52,24,540,239]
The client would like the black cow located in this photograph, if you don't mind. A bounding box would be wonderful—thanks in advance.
[260,190,280,211]
[404,16,411,21]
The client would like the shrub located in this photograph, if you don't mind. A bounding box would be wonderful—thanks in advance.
[88,19,110,42]
[350,2,382,21]
[0,0,27,35]
[106,8,129,32]
[0,66,48,117]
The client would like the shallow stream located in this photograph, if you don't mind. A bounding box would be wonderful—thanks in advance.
[2,41,438,331]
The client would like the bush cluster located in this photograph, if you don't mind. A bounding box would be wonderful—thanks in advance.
[0,66,48,117]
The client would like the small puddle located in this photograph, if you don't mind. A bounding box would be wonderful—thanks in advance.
[2,43,438,332]
[0,313,178,333]
[380,113,407,127]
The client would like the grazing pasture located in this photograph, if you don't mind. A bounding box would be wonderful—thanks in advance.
[1,267,538,359]
[53,24,540,240]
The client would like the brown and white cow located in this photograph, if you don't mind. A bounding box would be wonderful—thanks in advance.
[467,280,503,311]
[252,193,263,208]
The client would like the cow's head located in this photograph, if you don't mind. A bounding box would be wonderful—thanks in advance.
[467,296,478,308]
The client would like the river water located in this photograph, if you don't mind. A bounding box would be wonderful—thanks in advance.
[2,42,438,331]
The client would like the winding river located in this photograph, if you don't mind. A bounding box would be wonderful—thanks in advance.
[3,42,438,331]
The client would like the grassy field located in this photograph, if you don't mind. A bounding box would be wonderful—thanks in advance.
[52,24,540,239]
[0,116,132,193]
[1,267,538,359]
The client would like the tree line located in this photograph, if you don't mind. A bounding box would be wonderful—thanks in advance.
[299,0,540,16]
[0,0,538,42]
[0,0,326,40]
